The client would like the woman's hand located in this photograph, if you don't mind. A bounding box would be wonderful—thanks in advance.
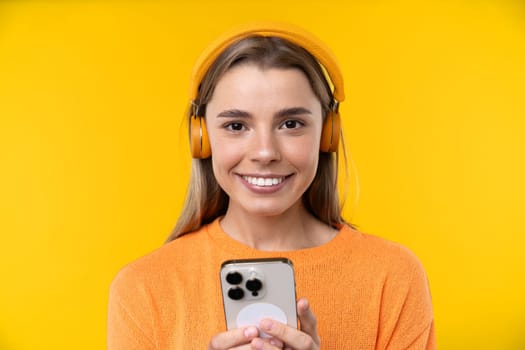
[250,298,320,350]
[207,326,284,350]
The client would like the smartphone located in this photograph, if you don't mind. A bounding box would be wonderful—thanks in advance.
[219,258,297,336]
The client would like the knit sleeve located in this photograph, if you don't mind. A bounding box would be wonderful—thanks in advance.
[377,247,436,350]
[107,265,157,350]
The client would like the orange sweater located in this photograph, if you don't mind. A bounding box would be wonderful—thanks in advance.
[108,219,435,349]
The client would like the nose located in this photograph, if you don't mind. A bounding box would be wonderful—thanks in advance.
[248,128,281,163]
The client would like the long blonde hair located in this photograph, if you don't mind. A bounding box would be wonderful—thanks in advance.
[166,36,350,242]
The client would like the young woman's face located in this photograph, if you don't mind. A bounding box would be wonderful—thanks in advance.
[206,64,324,218]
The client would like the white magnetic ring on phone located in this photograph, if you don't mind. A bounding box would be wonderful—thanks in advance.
[236,302,287,338]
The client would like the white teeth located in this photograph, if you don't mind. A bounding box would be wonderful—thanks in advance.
[243,176,284,187]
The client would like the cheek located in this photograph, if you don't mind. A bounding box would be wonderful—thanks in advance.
[282,140,320,173]
[210,141,242,175]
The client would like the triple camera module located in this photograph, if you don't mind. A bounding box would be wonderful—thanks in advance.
[225,271,263,300]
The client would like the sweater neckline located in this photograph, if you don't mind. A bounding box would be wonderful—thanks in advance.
[206,217,358,262]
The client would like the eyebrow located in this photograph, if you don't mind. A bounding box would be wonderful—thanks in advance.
[215,107,312,119]
[275,107,312,119]
[216,109,251,119]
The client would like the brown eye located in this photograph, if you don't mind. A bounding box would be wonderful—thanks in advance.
[282,120,303,129]
[226,122,245,131]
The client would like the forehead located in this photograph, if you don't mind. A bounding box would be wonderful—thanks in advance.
[208,64,320,109]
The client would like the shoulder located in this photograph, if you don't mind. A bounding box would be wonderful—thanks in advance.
[110,224,211,294]
[340,225,434,312]
[340,226,435,347]
[340,225,429,283]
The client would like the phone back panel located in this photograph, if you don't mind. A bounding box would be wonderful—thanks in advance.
[220,258,297,330]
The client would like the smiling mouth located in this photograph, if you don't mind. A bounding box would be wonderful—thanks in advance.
[242,176,286,187]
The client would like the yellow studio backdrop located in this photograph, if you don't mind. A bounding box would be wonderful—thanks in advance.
[0,0,524,349]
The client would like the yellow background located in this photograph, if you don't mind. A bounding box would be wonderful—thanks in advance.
[1,0,524,349]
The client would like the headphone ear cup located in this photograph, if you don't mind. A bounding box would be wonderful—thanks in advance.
[190,116,211,159]
[320,111,341,153]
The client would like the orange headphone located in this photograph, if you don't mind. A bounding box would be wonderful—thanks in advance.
[188,22,345,159]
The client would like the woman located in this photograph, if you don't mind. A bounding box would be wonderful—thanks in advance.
[108,22,435,349]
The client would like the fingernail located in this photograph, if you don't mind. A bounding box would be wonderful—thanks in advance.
[252,338,264,350]
[260,319,273,331]
[270,338,283,347]
[244,326,258,338]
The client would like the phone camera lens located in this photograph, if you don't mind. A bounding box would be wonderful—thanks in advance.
[228,287,244,300]
[246,278,263,293]
[226,271,243,285]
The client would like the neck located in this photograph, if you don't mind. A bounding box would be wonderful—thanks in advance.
[220,204,336,251]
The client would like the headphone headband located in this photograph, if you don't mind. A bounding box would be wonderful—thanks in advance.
[188,21,345,104]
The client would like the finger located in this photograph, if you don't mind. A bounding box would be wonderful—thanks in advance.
[267,337,284,348]
[259,319,317,350]
[250,337,284,350]
[229,345,254,350]
[297,298,319,343]
[208,326,258,350]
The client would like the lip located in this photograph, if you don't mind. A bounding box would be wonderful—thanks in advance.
[236,173,293,194]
